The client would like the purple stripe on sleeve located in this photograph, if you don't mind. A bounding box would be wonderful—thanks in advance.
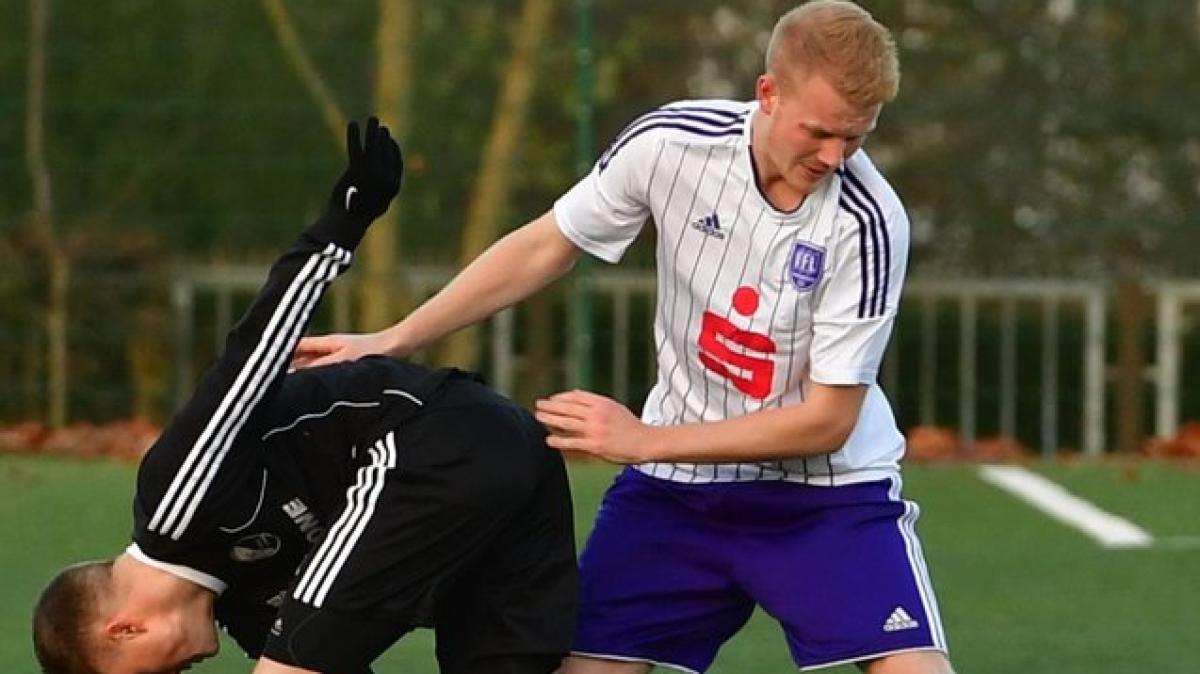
[840,188,882,318]
[839,194,872,319]
[841,170,891,317]
[600,122,743,172]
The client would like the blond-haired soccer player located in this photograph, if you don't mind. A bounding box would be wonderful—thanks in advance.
[297,3,954,672]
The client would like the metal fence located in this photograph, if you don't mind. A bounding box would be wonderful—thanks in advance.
[173,266,1200,455]
[1153,281,1200,439]
[895,280,1107,457]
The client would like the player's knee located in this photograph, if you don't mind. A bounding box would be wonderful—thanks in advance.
[862,650,954,674]
[560,655,653,674]
[452,653,565,674]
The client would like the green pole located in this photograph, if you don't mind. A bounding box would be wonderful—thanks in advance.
[571,0,595,390]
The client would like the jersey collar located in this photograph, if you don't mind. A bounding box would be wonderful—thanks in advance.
[126,543,228,595]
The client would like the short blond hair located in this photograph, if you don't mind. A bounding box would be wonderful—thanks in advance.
[766,1,900,107]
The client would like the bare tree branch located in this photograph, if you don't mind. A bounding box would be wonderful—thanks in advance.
[26,0,69,427]
[260,0,345,148]
[358,0,416,332]
[26,0,52,230]
[443,0,554,368]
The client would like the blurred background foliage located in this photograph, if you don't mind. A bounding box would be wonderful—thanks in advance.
[2,0,1199,426]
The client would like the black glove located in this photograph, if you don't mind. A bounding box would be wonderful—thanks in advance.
[328,116,403,224]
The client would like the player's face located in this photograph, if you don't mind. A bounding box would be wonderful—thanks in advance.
[756,70,880,198]
[103,613,219,674]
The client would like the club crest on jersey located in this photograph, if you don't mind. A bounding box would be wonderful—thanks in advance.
[230,532,282,563]
[788,241,825,292]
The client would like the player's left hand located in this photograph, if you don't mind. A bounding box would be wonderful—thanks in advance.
[329,116,404,224]
[535,390,656,464]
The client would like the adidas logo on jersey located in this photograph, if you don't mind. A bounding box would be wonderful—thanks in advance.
[883,606,920,632]
[691,213,724,239]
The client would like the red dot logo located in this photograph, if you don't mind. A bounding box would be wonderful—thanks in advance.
[697,285,776,400]
[732,286,759,316]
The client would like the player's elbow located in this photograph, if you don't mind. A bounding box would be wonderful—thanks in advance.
[799,384,868,454]
[782,415,854,457]
[540,241,579,278]
[521,213,583,280]
[818,415,858,452]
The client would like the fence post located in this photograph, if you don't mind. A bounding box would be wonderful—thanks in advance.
[999,297,1017,440]
[1083,289,1106,455]
[919,295,937,426]
[1116,282,1150,451]
[1154,284,1180,440]
[172,271,194,411]
[958,294,977,449]
[613,289,630,403]
[1040,297,1059,457]
[490,308,516,397]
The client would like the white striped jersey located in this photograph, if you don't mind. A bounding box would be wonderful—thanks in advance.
[554,99,909,485]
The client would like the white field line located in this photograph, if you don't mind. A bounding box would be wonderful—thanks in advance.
[978,465,1154,549]
[1158,536,1200,550]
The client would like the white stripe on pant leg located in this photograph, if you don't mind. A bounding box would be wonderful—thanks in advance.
[889,476,947,651]
[296,446,381,603]
[887,479,932,622]
[151,250,332,535]
[384,430,398,469]
[297,431,397,606]
[310,464,387,606]
[900,497,947,651]
[171,254,344,538]
[295,441,383,602]
[293,463,374,602]
[901,502,947,650]
[311,433,397,607]
[295,442,386,603]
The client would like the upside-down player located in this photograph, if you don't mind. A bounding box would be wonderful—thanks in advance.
[32,118,576,674]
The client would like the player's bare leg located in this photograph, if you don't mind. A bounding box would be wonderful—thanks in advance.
[863,650,955,674]
[560,655,652,674]
[253,656,319,674]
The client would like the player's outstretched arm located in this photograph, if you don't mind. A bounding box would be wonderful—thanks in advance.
[136,118,402,543]
[293,208,582,368]
[535,383,867,464]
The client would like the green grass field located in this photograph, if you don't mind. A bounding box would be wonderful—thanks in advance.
[2,456,1197,673]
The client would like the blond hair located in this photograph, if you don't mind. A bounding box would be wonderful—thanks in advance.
[766,1,900,107]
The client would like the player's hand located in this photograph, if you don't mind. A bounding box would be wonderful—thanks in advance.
[534,390,657,464]
[291,332,389,369]
[329,117,403,224]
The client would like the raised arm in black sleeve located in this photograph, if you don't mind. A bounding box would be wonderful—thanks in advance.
[134,118,402,554]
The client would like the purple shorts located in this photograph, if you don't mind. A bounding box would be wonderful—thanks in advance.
[572,467,948,672]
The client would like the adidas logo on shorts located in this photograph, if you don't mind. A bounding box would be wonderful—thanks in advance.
[883,606,920,632]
